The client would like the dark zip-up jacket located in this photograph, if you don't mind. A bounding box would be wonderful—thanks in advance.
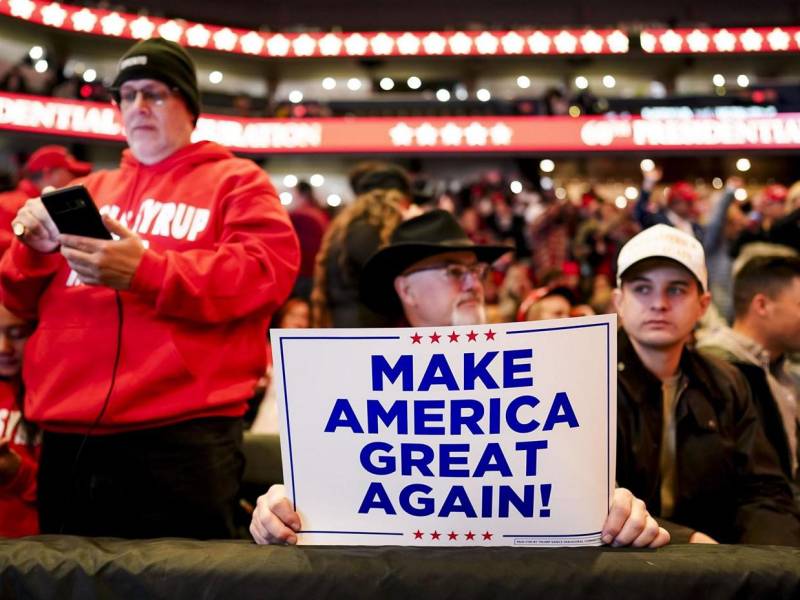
[616,329,800,545]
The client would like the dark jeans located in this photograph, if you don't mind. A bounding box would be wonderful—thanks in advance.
[38,417,244,539]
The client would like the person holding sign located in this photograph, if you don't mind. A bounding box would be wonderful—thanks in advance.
[251,210,670,548]
[613,224,800,545]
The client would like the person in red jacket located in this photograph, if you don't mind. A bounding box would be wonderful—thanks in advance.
[1,38,300,539]
[0,303,38,538]
[0,146,91,256]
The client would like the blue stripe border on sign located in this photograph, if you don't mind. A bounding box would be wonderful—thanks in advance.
[280,323,611,540]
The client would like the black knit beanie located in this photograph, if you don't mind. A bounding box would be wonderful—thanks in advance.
[111,38,201,121]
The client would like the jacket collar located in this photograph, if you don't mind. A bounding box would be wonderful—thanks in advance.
[617,328,717,403]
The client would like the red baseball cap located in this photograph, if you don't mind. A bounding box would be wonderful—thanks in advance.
[23,146,92,176]
[762,184,788,204]
[664,181,697,204]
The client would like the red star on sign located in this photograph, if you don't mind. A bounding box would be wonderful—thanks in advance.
[411,333,422,344]
[484,329,496,341]
[482,531,493,540]
[448,531,458,540]
[465,531,475,540]
[448,331,460,343]
[413,530,424,539]
[466,330,478,342]
[429,332,441,343]
[430,530,441,540]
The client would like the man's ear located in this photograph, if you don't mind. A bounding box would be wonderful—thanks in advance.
[611,288,624,314]
[698,290,712,318]
[394,275,413,307]
[750,293,770,317]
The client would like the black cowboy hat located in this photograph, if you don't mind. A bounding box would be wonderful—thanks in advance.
[360,209,513,316]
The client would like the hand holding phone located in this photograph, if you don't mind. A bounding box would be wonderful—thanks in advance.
[41,185,112,240]
[11,194,61,254]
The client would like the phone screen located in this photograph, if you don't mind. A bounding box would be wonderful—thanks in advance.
[41,185,112,240]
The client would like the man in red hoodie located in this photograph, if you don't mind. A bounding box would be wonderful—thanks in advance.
[1,38,300,539]
[0,146,92,256]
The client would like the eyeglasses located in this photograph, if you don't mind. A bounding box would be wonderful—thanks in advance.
[403,262,490,283]
[113,87,177,108]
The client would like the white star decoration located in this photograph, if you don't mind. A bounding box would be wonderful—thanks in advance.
[318,33,342,56]
[501,31,524,54]
[686,29,710,52]
[100,12,125,36]
[213,28,237,51]
[158,20,183,42]
[440,123,463,145]
[489,123,512,145]
[553,31,577,53]
[449,32,473,54]
[129,16,155,39]
[240,31,264,55]
[740,28,763,51]
[41,3,66,28]
[71,7,96,32]
[422,32,446,54]
[186,24,211,47]
[767,28,790,51]
[396,32,420,55]
[580,30,604,53]
[639,31,657,53]
[371,32,394,55]
[464,122,489,145]
[8,0,35,19]
[389,123,415,146]
[527,31,551,54]
[475,32,499,54]
[606,30,629,53]
[415,123,439,145]
[713,29,736,52]
[345,33,368,55]
[266,34,290,56]
[659,30,683,52]
[388,122,511,147]
[293,33,316,56]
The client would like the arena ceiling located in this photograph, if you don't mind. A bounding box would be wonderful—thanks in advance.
[116,0,800,32]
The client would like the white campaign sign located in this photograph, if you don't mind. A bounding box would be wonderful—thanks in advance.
[273,313,616,546]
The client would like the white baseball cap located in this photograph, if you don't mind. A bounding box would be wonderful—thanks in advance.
[616,224,708,291]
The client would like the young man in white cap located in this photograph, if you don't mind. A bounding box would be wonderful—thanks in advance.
[250,210,670,548]
[613,224,800,544]
[2,38,299,539]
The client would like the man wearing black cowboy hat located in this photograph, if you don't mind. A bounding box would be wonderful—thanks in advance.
[250,210,670,549]
[359,209,510,327]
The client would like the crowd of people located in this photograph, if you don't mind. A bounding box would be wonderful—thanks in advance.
[0,38,799,549]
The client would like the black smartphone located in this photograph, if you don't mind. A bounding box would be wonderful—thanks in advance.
[41,185,112,240]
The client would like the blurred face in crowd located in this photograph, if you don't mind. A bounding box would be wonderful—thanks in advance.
[526,295,572,321]
[118,78,194,165]
[757,277,800,355]
[0,305,33,379]
[759,199,787,222]
[668,198,694,220]
[394,251,487,327]
[30,166,77,192]
[613,258,710,352]
[279,300,310,329]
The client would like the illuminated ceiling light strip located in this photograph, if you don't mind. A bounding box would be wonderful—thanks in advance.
[0,1,633,57]
[640,27,800,53]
